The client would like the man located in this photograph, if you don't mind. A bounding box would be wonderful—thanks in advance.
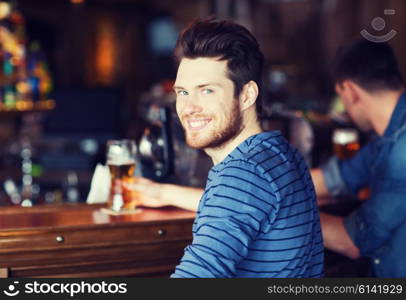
[131,19,323,278]
[311,39,406,277]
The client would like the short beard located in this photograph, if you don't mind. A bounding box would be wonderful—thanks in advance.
[184,101,244,150]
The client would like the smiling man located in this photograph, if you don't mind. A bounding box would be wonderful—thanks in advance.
[169,19,324,278]
[175,58,252,158]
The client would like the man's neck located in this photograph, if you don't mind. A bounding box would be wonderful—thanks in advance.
[368,88,404,136]
[205,121,262,165]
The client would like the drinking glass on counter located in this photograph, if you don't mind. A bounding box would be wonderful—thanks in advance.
[106,139,139,212]
[332,128,370,200]
[332,128,360,160]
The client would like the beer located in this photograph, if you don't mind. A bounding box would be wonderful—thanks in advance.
[106,139,138,212]
[108,162,137,211]
[333,129,360,160]
[108,162,135,180]
[333,129,370,201]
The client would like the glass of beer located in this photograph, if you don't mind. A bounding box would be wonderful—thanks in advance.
[106,139,138,212]
[333,128,360,160]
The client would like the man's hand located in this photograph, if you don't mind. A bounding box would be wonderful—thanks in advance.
[123,177,203,212]
[123,177,170,208]
[320,212,360,259]
[310,168,330,199]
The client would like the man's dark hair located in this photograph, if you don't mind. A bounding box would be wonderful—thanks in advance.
[332,39,404,92]
[174,18,264,114]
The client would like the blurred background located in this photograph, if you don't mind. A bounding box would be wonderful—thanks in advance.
[0,0,405,206]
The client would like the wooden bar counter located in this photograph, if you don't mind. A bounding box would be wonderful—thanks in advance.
[0,203,195,278]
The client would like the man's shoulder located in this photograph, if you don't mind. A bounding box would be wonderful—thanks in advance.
[213,131,305,187]
[217,134,292,172]
[387,127,406,177]
[209,147,273,189]
[239,131,293,164]
[212,156,262,180]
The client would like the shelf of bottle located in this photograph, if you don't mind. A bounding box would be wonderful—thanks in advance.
[0,168,92,186]
[0,100,55,114]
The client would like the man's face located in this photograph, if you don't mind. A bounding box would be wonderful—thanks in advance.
[335,83,372,132]
[174,57,243,150]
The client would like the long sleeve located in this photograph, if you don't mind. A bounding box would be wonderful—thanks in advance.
[171,159,274,278]
[322,140,376,196]
[344,133,406,255]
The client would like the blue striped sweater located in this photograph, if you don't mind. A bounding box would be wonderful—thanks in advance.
[171,131,324,278]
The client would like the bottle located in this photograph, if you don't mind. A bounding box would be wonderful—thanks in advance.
[63,171,80,203]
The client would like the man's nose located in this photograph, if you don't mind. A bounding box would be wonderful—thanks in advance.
[181,98,203,115]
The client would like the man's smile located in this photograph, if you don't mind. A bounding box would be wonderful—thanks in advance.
[186,118,212,131]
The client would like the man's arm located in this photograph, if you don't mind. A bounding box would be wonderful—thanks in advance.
[124,177,203,211]
[311,141,376,205]
[171,160,272,277]
[343,188,406,256]
[319,212,360,259]
[324,133,406,258]
[160,183,203,211]
[331,143,375,196]
[313,159,361,258]
[310,168,330,202]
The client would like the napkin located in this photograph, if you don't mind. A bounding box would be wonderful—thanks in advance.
[86,163,111,204]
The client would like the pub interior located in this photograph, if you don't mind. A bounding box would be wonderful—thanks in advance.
[0,0,405,278]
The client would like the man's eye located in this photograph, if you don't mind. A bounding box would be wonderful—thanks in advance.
[202,88,214,95]
[177,90,189,96]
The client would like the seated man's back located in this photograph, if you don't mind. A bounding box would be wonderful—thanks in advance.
[172,132,324,277]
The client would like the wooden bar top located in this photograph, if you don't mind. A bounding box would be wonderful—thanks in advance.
[0,203,196,231]
[0,203,196,278]
[0,197,365,277]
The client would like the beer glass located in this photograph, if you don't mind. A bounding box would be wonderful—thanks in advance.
[333,128,370,200]
[332,128,360,160]
[106,139,137,212]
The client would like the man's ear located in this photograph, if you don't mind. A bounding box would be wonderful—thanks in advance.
[341,80,361,104]
[239,80,259,111]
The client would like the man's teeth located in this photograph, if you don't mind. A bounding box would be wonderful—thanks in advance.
[190,120,208,128]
